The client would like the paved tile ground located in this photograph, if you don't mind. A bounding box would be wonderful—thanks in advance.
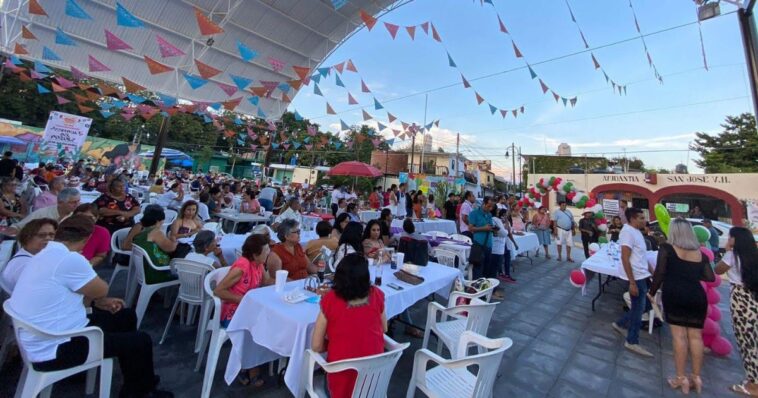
[0,242,746,397]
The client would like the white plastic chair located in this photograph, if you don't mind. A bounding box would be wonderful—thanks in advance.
[3,301,113,398]
[422,298,498,360]
[447,278,500,308]
[195,267,230,398]
[406,331,512,398]
[428,231,451,239]
[449,234,472,244]
[0,240,16,373]
[129,246,180,329]
[304,334,409,398]
[159,259,215,345]
[434,249,470,280]
[202,222,219,232]
[108,228,132,290]
[197,202,211,221]
[163,209,178,226]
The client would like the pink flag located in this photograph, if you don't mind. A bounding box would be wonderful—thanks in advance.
[268,57,286,72]
[362,110,372,121]
[361,80,371,93]
[348,93,359,105]
[88,55,111,72]
[56,76,76,89]
[500,109,508,118]
[70,66,88,80]
[384,22,399,39]
[56,95,70,105]
[105,30,132,51]
[216,82,238,96]
[539,79,549,94]
[406,26,416,40]
[156,35,185,57]
[307,125,317,136]
[387,112,397,123]
[420,22,429,34]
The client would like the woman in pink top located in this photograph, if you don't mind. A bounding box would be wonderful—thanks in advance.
[213,234,273,387]
[239,189,261,214]
[73,203,111,267]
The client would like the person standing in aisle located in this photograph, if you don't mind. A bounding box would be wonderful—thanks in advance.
[551,201,576,262]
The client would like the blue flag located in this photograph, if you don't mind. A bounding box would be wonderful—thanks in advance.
[335,74,345,88]
[182,72,208,89]
[116,2,144,27]
[55,28,77,46]
[374,98,384,110]
[230,74,253,90]
[42,47,62,61]
[34,61,52,74]
[65,0,92,19]
[37,84,51,94]
[236,40,258,62]
[248,96,260,106]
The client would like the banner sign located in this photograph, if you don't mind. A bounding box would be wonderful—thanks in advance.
[42,111,92,154]
[602,199,619,217]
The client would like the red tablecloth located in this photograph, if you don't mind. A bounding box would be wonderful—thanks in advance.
[305,212,334,221]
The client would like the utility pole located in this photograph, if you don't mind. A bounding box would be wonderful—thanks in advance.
[410,133,416,173]
[510,143,516,193]
[455,132,460,179]
[419,93,428,173]
[383,146,389,190]
[739,4,758,120]
[148,116,170,178]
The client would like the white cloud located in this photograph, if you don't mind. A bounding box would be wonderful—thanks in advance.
[524,133,696,151]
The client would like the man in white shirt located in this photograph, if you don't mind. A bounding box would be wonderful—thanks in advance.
[459,191,475,237]
[259,185,277,212]
[10,188,80,233]
[185,230,227,268]
[551,201,576,262]
[330,186,344,216]
[272,198,303,230]
[8,215,172,397]
[611,207,654,357]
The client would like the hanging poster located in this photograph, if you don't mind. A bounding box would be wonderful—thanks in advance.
[41,111,92,155]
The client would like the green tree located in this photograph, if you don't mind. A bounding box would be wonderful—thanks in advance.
[691,113,758,173]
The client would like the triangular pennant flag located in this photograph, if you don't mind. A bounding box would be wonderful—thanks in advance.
[374,98,384,110]
[22,26,37,40]
[623,86,627,95]
[461,74,471,88]
[520,106,525,114]
[361,79,371,93]
[100,110,114,118]
[421,22,430,34]
[77,104,95,113]
[158,94,177,107]
[195,59,222,79]
[86,90,101,101]
[281,93,291,103]
[128,94,146,104]
[55,28,77,46]
[552,91,560,102]
[116,2,144,27]
[257,108,267,119]
[51,82,67,93]
[360,10,377,30]
[42,47,62,61]
[88,55,110,72]
[144,56,173,74]
[580,31,589,49]
[377,121,387,130]
[335,74,345,87]
[30,70,46,79]
[528,65,537,79]
[268,57,286,73]
[9,55,22,66]
[447,52,456,67]
[250,86,269,97]
[293,111,303,121]
[387,112,397,123]
[313,84,323,96]
[104,30,132,51]
[34,61,52,74]
[305,144,313,150]
[340,120,350,131]
[292,65,310,80]
[488,104,497,115]
[13,43,28,55]
[307,125,317,136]
[406,25,416,40]
[562,97,569,106]
[331,62,344,74]
[475,92,484,105]
[539,79,549,94]
[392,129,401,137]
[222,97,243,110]
[384,22,400,39]
[37,84,50,94]
[362,110,373,121]
[195,7,224,35]
[216,82,238,96]
[65,0,92,19]
[247,96,260,106]
[318,67,330,77]
[17,72,31,82]
[431,23,442,42]
[70,66,87,80]
[512,109,518,118]
[346,59,358,73]
[512,41,523,58]
[326,102,336,115]
[56,76,76,89]
[100,84,120,96]
[310,74,321,84]
[28,0,47,16]
[497,15,509,33]
[73,93,88,103]
[122,76,145,93]
[230,74,252,90]
[234,40,258,62]
[156,35,185,57]
[570,97,577,107]
[591,53,600,69]
[499,109,508,118]
[347,93,359,105]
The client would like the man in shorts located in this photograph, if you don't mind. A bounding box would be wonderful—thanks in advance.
[551,200,576,262]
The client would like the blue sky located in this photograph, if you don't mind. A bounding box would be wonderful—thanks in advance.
[289,0,750,178]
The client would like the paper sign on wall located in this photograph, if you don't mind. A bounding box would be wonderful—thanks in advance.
[602,199,619,216]
[42,111,92,154]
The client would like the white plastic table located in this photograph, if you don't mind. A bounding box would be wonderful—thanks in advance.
[216,211,270,233]
[223,262,459,397]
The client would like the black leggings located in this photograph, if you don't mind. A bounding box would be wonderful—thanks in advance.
[32,308,157,397]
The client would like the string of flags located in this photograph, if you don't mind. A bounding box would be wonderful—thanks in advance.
[564,0,627,96]
[627,0,663,84]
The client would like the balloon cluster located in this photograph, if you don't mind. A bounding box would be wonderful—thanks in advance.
[701,275,732,356]
[521,176,609,232]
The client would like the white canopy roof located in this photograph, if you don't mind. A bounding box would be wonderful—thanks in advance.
[0,0,400,118]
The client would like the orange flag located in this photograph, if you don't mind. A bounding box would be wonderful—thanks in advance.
[14,43,28,55]
[249,87,268,97]
[406,26,416,40]
[431,23,442,42]
[51,82,67,93]
[384,22,399,39]
[512,41,523,58]
[194,7,224,35]
[144,56,174,74]
[86,91,101,101]
[195,59,222,79]
[475,92,484,105]
[18,73,32,82]
[360,10,377,30]
[288,79,303,90]
[281,93,291,103]
[346,59,358,73]
[292,65,310,80]
[222,97,243,111]
[29,0,47,16]
[77,104,95,113]
[21,26,37,40]
[99,84,119,96]
[122,77,146,93]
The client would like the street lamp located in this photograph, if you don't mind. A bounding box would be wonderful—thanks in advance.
[504,143,522,193]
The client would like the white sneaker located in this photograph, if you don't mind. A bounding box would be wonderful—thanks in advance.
[611,322,627,338]
[624,342,654,357]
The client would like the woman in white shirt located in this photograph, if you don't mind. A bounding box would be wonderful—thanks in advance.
[333,222,364,266]
[715,227,758,396]
[492,208,518,284]
[1,218,57,293]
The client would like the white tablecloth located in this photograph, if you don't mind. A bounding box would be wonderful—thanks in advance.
[510,232,540,259]
[359,210,381,223]
[581,244,658,283]
[391,219,457,235]
[224,262,459,397]
[216,211,270,225]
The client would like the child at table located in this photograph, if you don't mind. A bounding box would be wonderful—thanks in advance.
[213,234,273,387]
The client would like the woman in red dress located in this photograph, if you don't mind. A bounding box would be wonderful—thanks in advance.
[311,253,387,398]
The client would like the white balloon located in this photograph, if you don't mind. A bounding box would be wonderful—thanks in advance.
[589,243,600,252]
[598,224,608,232]
[592,204,603,214]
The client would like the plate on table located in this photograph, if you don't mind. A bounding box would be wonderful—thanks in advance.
[283,289,313,304]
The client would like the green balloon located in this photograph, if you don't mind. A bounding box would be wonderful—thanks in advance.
[693,225,711,244]
[548,177,556,187]
[598,236,609,244]
[654,203,671,236]
[594,211,605,219]
[563,182,573,193]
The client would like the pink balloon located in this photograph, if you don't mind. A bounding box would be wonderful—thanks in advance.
[700,246,715,263]
[586,199,597,208]
[706,274,722,289]
[569,269,586,288]
[707,288,721,305]
[708,305,722,322]
[702,331,716,347]
[703,318,719,336]
[711,336,732,356]
[700,281,709,291]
